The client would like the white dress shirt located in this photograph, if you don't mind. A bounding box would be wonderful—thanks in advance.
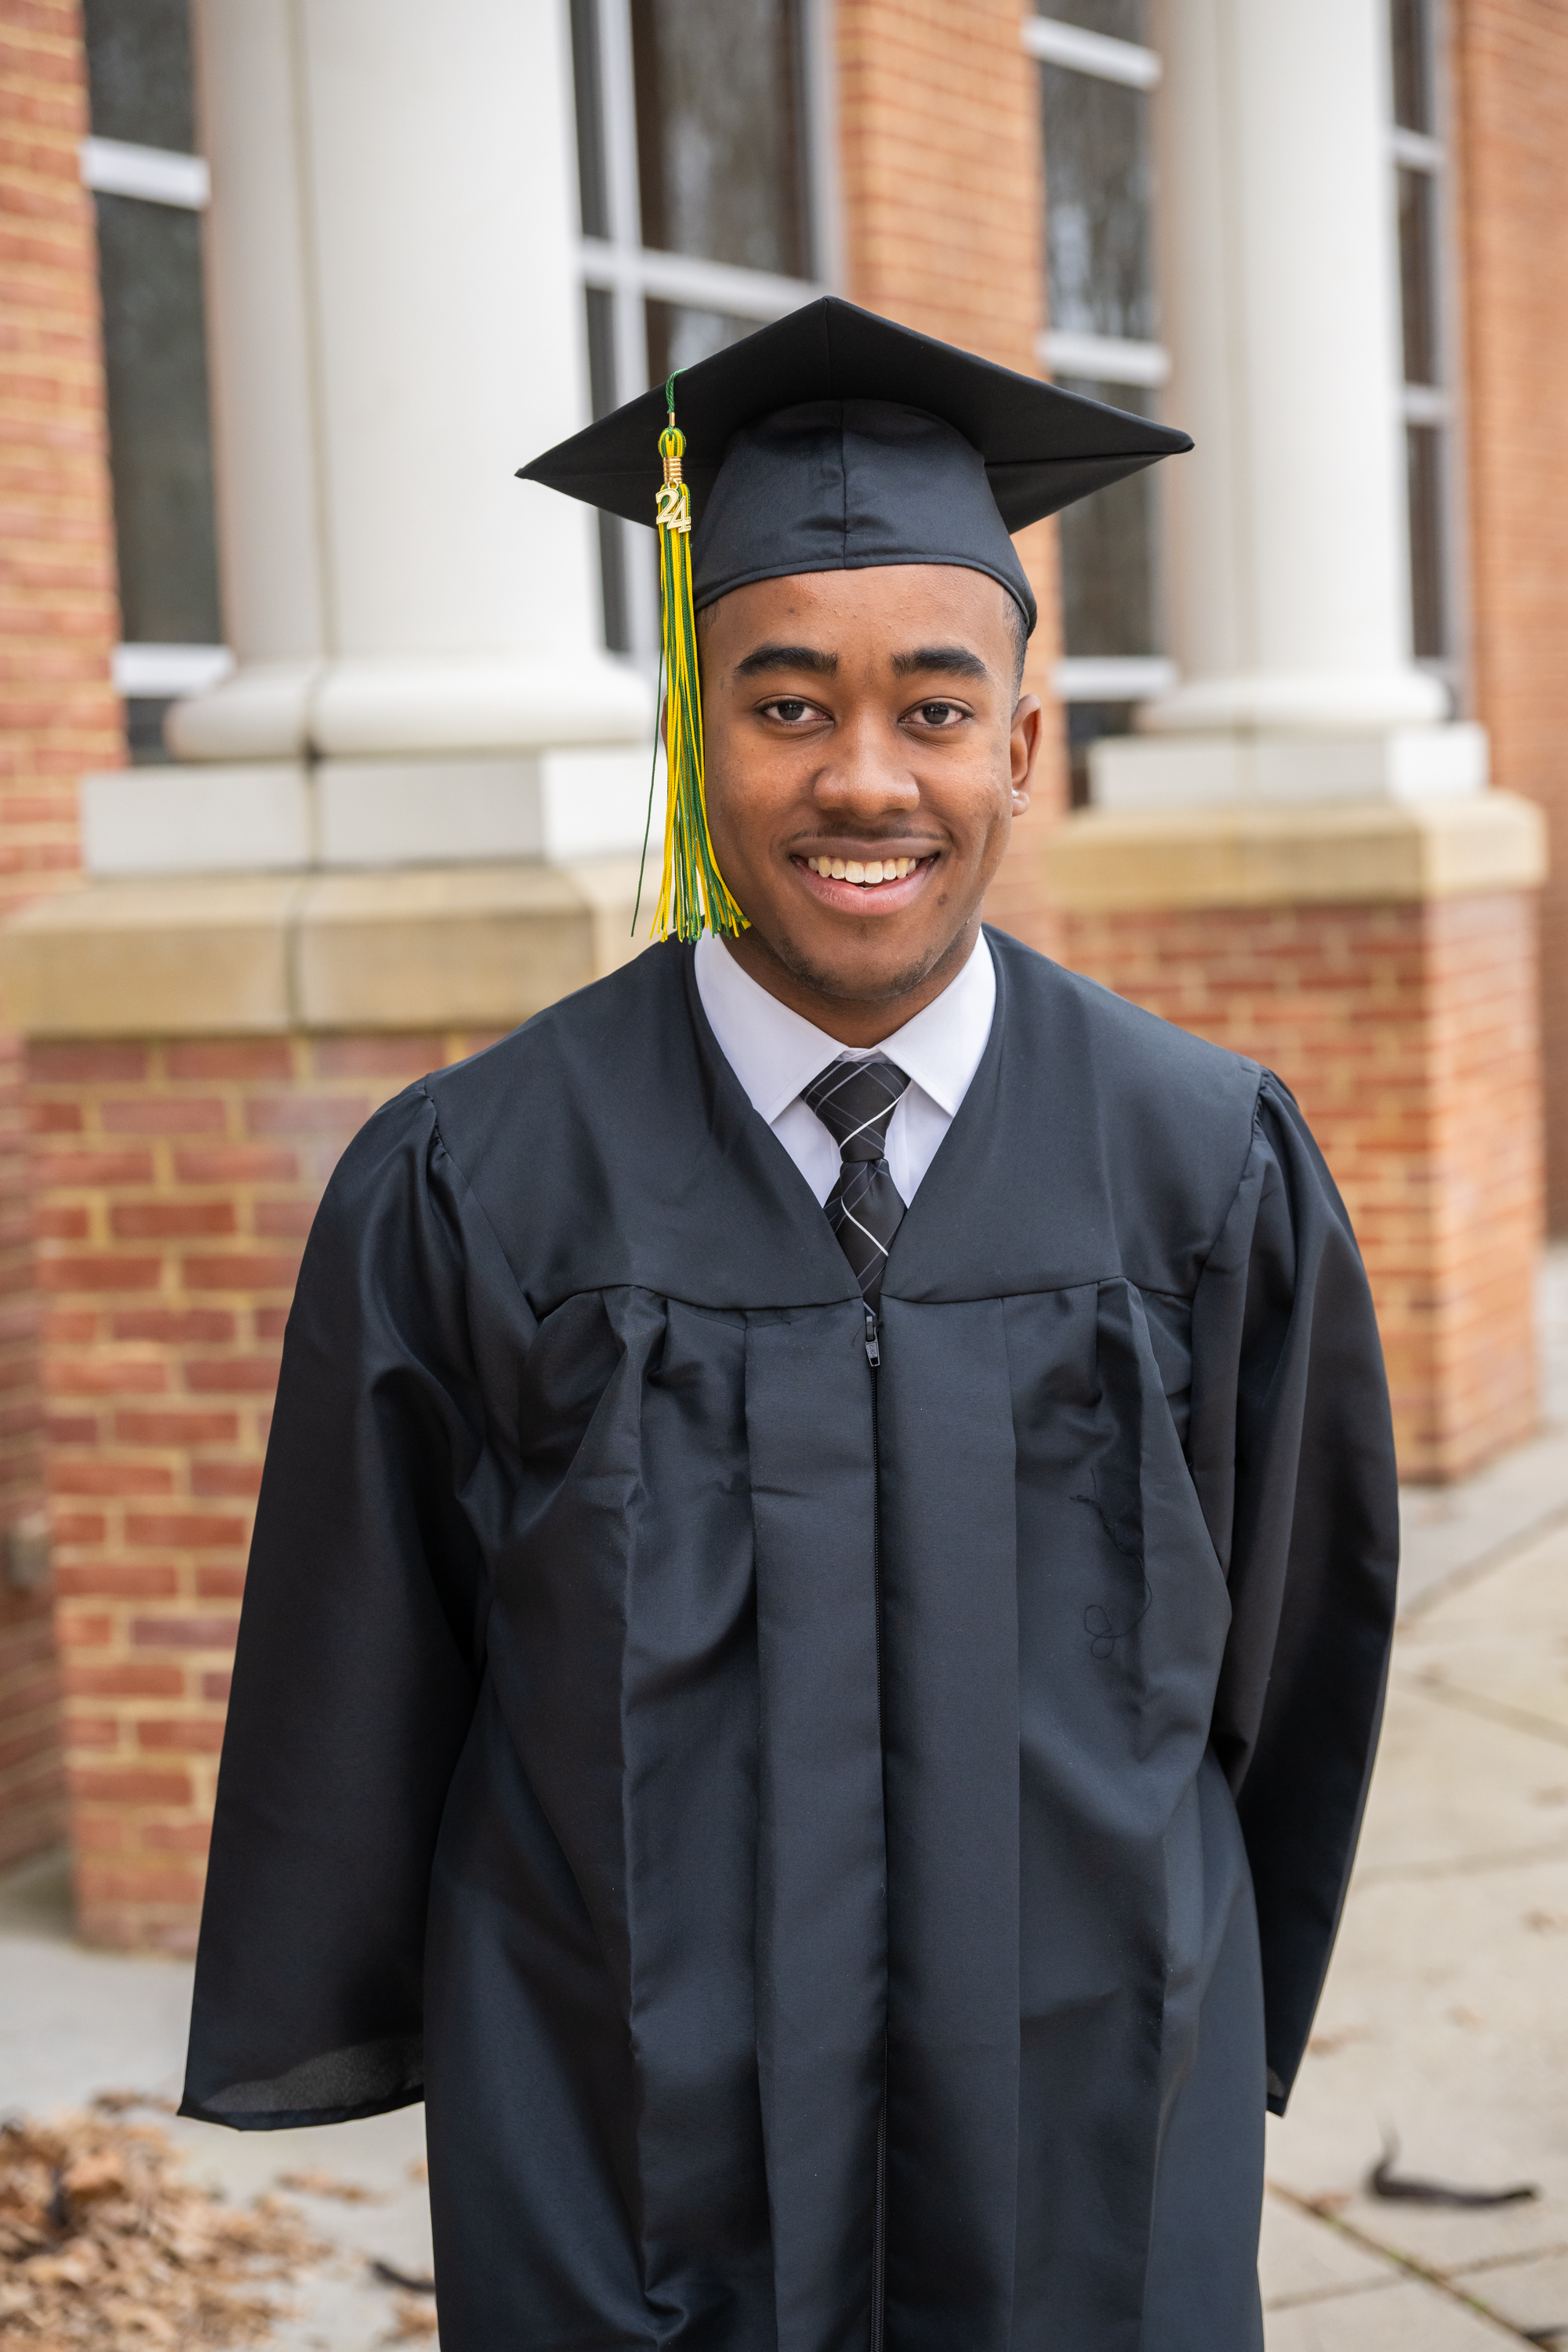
[693,930,996,1207]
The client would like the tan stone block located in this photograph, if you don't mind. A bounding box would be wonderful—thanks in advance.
[294,859,646,1032]
[0,877,299,1036]
[1048,794,1548,915]
[0,862,653,1040]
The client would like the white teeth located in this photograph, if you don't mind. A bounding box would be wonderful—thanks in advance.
[808,854,922,883]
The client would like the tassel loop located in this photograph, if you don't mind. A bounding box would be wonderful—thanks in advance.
[655,424,691,531]
[636,381,746,944]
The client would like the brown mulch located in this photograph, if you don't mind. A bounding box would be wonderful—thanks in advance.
[384,2300,438,2341]
[0,2108,331,2348]
[274,2170,386,2206]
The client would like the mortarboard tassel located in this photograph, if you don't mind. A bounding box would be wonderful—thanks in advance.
[640,378,747,943]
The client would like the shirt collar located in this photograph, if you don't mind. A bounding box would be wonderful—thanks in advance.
[873,931,996,1116]
[693,929,996,1127]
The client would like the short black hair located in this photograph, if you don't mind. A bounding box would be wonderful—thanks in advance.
[1004,593,1028,699]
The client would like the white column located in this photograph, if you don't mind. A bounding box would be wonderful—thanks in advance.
[89,0,654,878]
[1093,0,1484,809]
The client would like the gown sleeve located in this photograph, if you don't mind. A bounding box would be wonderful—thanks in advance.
[1189,1072,1400,2114]
[180,1083,492,2129]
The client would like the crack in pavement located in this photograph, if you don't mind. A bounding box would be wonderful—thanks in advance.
[1265,2182,1552,2343]
[1352,1831,1568,1886]
[1405,1676,1568,1753]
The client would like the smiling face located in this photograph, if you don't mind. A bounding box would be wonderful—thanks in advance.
[696,564,1043,1045]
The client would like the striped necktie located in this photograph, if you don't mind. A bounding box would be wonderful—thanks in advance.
[800,1054,912,1309]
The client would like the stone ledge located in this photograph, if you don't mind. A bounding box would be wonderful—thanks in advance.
[0,860,649,1038]
[1047,790,1548,913]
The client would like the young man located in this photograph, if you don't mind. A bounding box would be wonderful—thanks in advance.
[182,300,1398,2351]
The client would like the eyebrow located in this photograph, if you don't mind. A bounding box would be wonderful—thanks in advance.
[734,642,839,678]
[891,644,989,681]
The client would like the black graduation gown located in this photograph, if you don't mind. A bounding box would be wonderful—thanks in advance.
[180,929,1399,2352]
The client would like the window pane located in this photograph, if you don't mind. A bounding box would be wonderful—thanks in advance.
[95,192,222,645]
[1397,165,1440,385]
[1054,379,1157,659]
[585,285,618,418]
[583,289,628,651]
[1036,0,1145,39]
[1389,0,1433,134]
[644,301,756,392]
[125,698,176,768]
[568,0,611,239]
[630,0,809,276]
[83,0,195,154]
[1406,423,1447,660]
[1040,66,1154,343]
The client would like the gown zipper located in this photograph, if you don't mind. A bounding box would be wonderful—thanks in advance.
[871,2099,887,2352]
[866,1301,887,2352]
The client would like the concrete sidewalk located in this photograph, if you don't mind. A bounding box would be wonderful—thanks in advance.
[1262,1521,1568,2346]
[1259,1254,1568,2347]
[5,1259,1568,2347]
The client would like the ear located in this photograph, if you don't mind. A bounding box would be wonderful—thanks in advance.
[1009,694,1044,811]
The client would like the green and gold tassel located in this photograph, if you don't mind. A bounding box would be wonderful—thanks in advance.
[637,376,746,943]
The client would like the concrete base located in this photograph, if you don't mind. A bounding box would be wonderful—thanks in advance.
[81,745,661,876]
[1091,722,1490,811]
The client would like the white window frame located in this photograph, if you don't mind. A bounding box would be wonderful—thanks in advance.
[1388,0,1468,699]
[1025,13,1171,708]
[111,645,233,699]
[81,136,208,209]
[575,0,833,655]
[1022,16,1160,90]
[1052,655,1175,703]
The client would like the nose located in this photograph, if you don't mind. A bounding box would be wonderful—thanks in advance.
[809,707,920,817]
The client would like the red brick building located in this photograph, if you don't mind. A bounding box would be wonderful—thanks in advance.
[0,0,1565,1945]
[0,0,120,1871]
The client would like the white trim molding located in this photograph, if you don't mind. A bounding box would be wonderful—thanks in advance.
[1022,16,1161,89]
[579,238,821,325]
[112,643,234,699]
[80,136,209,209]
[1401,382,1450,426]
[1039,328,1171,388]
[1390,125,1443,173]
[1054,656,1178,703]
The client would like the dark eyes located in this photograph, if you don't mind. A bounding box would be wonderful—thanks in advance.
[757,698,970,728]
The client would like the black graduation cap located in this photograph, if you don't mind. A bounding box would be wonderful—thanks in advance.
[519,295,1191,637]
